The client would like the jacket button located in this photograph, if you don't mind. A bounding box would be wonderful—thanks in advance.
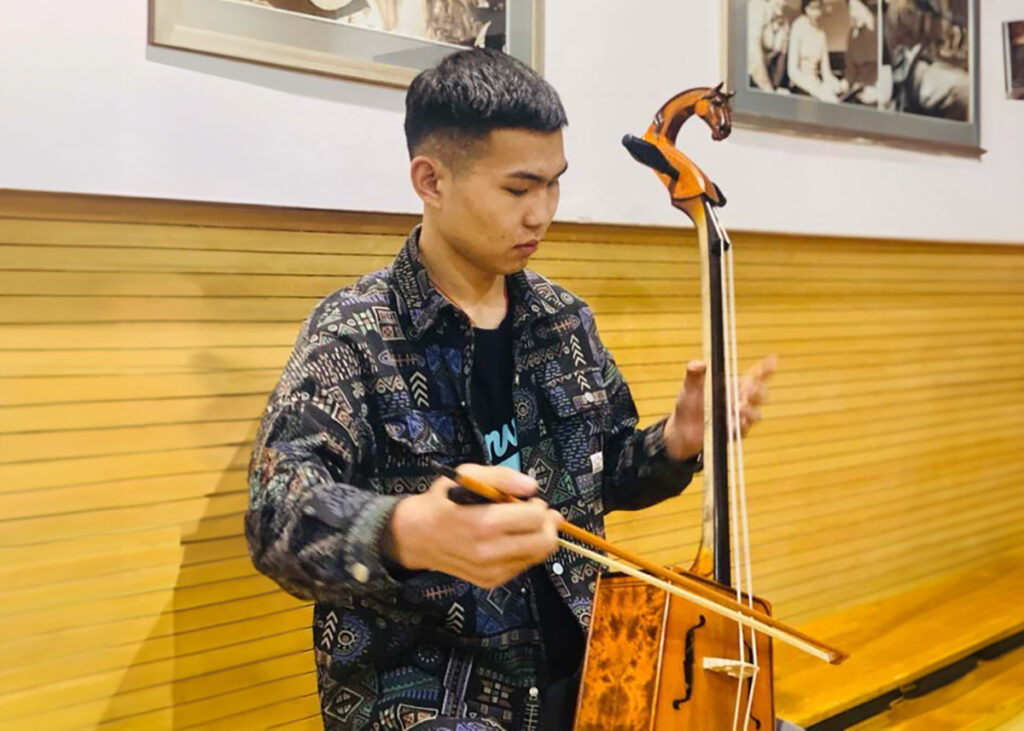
[552,562,564,576]
[349,562,370,583]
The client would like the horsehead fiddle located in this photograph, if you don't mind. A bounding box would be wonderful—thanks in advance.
[437,84,846,730]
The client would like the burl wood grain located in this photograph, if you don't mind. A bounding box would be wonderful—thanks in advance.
[575,575,668,731]
[576,571,775,730]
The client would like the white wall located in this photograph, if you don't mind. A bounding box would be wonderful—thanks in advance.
[1,0,1022,243]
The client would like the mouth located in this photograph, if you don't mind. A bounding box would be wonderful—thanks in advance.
[514,240,540,255]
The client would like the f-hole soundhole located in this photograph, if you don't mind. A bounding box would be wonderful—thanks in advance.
[741,635,762,730]
[672,614,706,709]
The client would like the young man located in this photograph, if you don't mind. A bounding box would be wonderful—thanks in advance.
[246,49,769,730]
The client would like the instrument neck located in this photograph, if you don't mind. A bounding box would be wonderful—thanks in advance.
[684,197,732,587]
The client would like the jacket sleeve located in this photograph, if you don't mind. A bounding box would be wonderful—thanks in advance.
[582,310,701,513]
[245,319,405,606]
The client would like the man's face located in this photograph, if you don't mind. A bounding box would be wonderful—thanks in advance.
[433,128,567,277]
[804,1,823,21]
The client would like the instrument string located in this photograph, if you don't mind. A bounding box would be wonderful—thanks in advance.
[729,222,761,728]
[714,207,760,731]
[714,207,746,731]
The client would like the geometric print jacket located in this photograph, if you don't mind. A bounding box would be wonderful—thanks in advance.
[245,226,700,730]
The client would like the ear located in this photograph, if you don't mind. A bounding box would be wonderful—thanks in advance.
[713,81,724,93]
[725,90,736,99]
[409,155,446,209]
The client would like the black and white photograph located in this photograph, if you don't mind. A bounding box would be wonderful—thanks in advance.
[151,0,539,88]
[238,0,508,50]
[882,0,971,120]
[729,0,979,152]
[1006,20,1024,100]
[747,0,880,107]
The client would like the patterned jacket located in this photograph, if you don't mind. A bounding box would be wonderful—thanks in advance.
[245,227,700,730]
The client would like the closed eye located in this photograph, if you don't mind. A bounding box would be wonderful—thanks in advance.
[505,188,528,197]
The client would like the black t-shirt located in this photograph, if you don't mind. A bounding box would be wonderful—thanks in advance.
[470,307,584,684]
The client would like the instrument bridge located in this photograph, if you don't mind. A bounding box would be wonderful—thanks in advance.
[703,657,759,680]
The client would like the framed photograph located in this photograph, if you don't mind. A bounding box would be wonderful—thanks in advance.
[150,0,543,88]
[1005,21,1024,100]
[725,0,980,153]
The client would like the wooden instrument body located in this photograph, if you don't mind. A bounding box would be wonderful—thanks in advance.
[574,571,775,731]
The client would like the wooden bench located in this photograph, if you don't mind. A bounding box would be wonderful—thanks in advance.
[774,547,1024,728]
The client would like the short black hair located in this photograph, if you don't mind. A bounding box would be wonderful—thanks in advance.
[404,49,568,162]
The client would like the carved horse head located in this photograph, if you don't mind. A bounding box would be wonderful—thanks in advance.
[623,83,734,207]
[694,82,735,141]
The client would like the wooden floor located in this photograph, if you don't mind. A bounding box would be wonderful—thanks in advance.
[999,714,1024,731]
[849,643,1024,730]
[775,549,1024,727]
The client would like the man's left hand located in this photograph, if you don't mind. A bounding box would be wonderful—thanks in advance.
[662,355,777,461]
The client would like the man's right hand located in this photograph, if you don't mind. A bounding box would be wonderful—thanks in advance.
[385,464,562,589]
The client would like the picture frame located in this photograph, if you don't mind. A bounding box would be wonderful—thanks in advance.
[150,0,544,88]
[1005,21,1024,100]
[724,0,981,154]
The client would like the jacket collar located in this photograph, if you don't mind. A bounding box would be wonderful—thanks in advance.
[391,225,566,340]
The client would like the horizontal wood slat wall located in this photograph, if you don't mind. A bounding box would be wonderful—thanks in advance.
[1,190,1022,729]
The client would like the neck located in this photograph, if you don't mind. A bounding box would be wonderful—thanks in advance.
[418,219,507,328]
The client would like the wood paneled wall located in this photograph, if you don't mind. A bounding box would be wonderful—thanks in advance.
[1,191,1022,729]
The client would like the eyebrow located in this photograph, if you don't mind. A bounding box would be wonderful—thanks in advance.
[506,161,569,184]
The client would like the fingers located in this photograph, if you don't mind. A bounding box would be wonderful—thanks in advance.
[742,381,767,407]
[469,517,560,566]
[673,354,774,446]
[437,466,559,547]
[729,391,763,438]
[471,498,554,536]
[747,354,777,382]
[456,462,538,498]
[476,520,562,588]
[427,474,457,495]
[684,360,707,388]
[734,407,760,428]
[456,502,562,589]
[734,407,760,437]
[740,354,777,407]
[413,467,561,587]
[676,360,707,413]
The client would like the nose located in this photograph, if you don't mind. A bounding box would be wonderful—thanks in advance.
[523,189,555,230]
